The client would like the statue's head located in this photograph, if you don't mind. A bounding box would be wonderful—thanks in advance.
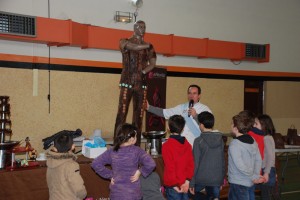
[134,20,146,36]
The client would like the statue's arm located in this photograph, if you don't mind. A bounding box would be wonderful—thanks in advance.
[143,57,156,74]
[126,42,150,51]
[120,39,150,51]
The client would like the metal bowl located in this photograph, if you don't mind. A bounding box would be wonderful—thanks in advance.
[142,131,166,139]
[0,141,20,150]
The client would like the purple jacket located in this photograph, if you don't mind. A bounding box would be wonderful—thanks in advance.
[91,145,156,200]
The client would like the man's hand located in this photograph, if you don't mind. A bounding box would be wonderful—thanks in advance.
[144,100,150,111]
[130,169,141,182]
[188,107,197,118]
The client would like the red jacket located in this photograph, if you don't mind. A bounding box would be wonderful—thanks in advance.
[162,136,194,187]
[248,128,265,160]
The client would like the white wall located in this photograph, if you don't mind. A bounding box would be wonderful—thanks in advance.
[1,0,300,72]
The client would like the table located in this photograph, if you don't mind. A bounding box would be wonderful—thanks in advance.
[275,145,300,182]
[0,152,232,199]
[74,137,148,153]
[0,155,164,200]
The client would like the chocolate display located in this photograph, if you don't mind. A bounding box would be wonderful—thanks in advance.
[114,20,157,145]
[0,96,19,169]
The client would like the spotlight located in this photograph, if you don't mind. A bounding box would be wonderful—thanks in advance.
[114,11,133,23]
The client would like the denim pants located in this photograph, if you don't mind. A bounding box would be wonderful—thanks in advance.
[228,183,252,200]
[249,184,255,200]
[259,167,277,200]
[190,184,205,200]
[192,185,220,200]
[165,187,189,200]
[205,186,220,199]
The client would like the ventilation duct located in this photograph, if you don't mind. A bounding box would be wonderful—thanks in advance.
[245,43,266,59]
[0,11,36,37]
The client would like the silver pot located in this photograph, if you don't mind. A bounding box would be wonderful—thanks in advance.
[0,141,19,169]
[142,131,166,156]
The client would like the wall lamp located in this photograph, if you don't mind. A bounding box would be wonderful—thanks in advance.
[114,11,133,23]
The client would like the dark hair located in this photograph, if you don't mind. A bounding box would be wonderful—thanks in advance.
[168,115,185,134]
[238,110,255,128]
[54,133,73,153]
[113,123,137,151]
[232,113,253,134]
[198,111,214,129]
[257,114,276,136]
[187,84,201,94]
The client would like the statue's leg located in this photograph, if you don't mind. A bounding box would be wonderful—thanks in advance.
[132,86,147,146]
[114,87,132,141]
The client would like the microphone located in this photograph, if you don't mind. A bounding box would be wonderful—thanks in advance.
[188,100,194,117]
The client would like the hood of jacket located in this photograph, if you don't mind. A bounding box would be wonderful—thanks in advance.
[233,134,258,155]
[236,134,254,144]
[166,136,191,154]
[46,150,77,169]
[169,134,186,144]
[200,131,223,149]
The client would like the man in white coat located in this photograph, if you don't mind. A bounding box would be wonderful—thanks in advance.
[146,84,211,146]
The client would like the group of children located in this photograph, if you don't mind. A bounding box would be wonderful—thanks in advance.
[159,110,277,200]
[45,110,277,200]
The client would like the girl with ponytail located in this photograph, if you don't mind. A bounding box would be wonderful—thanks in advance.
[92,123,156,200]
[113,123,138,152]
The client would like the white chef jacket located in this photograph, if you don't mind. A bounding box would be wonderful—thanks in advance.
[163,101,212,146]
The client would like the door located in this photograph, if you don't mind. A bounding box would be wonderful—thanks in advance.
[244,80,264,115]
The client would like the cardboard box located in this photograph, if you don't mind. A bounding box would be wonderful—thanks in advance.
[81,140,91,155]
[84,146,107,159]
[82,139,107,158]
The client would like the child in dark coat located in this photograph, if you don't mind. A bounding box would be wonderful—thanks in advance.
[189,111,225,199]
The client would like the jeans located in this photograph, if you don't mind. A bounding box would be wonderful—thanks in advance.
[190,184,204,200]
[165,187,189,200]
[259,184,275,200]
[192,185,220,200]
[205,186,220,200]
[258,167,277,200]
[249,184,255,200]
[228,183,251,200]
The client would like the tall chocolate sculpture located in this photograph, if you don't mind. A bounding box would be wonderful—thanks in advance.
[114,20,156,146]
[0,96,19,169]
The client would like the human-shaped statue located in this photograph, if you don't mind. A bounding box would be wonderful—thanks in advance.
[114,20,157,146]
[25,136,32,150]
